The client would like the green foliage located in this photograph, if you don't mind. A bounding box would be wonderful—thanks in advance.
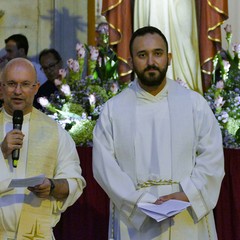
[38,36,128,146]
[204,25,240,148]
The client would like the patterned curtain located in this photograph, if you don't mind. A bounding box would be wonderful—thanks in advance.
[195,0,228,92]
[102,0,134,83]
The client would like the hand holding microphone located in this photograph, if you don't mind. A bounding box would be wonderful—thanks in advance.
[0,110,24,165]
[12,110,23,167]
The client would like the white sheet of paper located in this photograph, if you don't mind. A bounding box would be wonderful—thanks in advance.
[8,174,45,188]
[138,199,191,222]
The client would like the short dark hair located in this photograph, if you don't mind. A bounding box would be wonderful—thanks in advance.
[5,34,29,55]
[129,26,169,57]
[39,48,62,63]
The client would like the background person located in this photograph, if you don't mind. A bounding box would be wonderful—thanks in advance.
[0,58,85,239]
[1,34,47,85]
[93,26,224,239]
[33,48,63,110]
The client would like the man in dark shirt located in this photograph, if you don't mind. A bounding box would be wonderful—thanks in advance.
[33,48,63,110]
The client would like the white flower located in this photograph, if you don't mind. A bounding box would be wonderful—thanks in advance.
[219,111,229,123]
[61,84,71,96]
[88,94,96,106]
[214,96,225,108]
[37,97,49,107]
[235,96,240,105]
[223,60,230,72]
[110,82,119,94]
[98,57,102,67]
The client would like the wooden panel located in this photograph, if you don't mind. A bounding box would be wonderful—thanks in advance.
[88,0,96,46]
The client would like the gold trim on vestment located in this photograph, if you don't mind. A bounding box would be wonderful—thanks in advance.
[136,179,179,190]
[16,109,58,239]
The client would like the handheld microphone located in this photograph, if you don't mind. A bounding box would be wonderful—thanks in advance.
[12,110,23,168]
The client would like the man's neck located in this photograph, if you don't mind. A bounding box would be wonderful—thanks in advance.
[138,78,167,96]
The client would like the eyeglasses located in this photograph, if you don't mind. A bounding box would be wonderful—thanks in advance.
[2,81,37,91]
[40,61,59,71]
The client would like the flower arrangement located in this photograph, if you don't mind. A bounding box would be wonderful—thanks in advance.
[204,24,240,148]
[38,29,127,146]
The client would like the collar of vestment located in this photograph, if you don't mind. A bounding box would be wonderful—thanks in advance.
[111,78,194,183]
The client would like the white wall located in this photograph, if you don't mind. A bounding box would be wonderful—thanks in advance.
[221,0,240,49]
[0,0,88,66]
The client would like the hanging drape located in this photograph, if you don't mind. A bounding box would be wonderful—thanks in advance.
[102,0,133,83]
[195,0,228,91]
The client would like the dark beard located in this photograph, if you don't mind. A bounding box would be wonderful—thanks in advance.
[135,65,168,87]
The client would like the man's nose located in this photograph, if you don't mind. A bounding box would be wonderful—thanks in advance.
[14,84,23,93]
[147,54,154,65]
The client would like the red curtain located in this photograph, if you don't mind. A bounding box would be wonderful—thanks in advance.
[195,0,228,91]
[214,148,240,240]
[54,147,109,240]
[102,0,133,83]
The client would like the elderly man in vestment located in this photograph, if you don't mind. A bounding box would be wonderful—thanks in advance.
[93,26,224,240]
[0,58,86,239]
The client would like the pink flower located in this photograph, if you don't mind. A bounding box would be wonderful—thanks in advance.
[67,59,79,72]
[76,43,86,58]
[72,60,80,72]
[216,80,224,89]
[67,58,74,69]
[59,68,67,79]
[232,43,240,57]
[97,24,109,34]
[89,46,99,61]
[224,24,232,34]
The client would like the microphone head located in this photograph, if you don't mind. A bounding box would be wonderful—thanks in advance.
[13,110,23,125]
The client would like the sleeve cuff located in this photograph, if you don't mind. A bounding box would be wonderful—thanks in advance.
[121,192,157,230]
[180,177,208,221]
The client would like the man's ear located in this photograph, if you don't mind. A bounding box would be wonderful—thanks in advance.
[128,57,133,70]
[18,48,26,57]
[34,82,41,95]
[167,53,172,66]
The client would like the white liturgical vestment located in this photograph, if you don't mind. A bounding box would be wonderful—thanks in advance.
[93,79,224,240]
[0,108,85,240]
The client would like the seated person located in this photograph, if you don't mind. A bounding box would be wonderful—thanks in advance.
[2,34,47,85]
[33,48,63,110]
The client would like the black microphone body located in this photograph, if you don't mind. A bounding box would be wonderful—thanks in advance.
[12,110,23,167]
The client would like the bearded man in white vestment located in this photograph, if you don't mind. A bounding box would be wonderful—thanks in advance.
[134,0,202,93]
[93,26,224,240]
[0,58,86,240]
